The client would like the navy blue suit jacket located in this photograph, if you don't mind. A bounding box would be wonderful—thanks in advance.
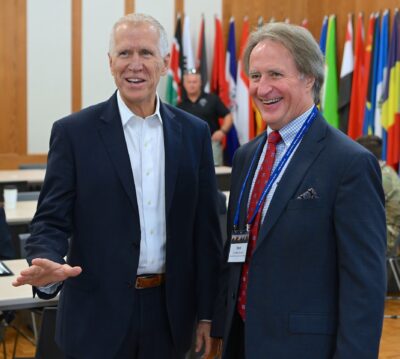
[213,114,386,358]
[26,93,222,358]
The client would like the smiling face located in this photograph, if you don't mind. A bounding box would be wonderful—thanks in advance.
[248,39,315,130]
[108,21,170,117]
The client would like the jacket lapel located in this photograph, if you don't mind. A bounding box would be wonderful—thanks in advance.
[160,102,182,215]
[96,93,139,215]
[255,115,327,251]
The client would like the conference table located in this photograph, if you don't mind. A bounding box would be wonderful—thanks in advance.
[4,201,37,226]
[0,259,58,311]
[0,169,46,186]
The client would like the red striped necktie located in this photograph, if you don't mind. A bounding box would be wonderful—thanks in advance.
[237,130,282,321]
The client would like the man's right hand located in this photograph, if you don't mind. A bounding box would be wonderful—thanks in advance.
[12,258,82,287]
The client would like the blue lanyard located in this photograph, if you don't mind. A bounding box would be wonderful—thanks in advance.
[233,106,318,229]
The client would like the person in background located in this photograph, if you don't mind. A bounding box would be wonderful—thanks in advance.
[211,22,386,359]
[12,13,222,359]
[356,134,400,292]
[356,135,400,255]
[178,69,233,166]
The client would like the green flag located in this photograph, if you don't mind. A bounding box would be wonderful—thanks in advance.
[322,15,339,128]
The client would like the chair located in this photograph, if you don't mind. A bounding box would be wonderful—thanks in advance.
[385,236,400,319]
[18,164,46,170]
[13,307,63,359]
[0,207,16,260]
[17,192,40,202]
[18,233,30,258]
[217,191,228,244]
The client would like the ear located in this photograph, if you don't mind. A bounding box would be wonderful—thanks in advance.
[160,53,171,76]
[304,76,315,90]
[108,53,114,76]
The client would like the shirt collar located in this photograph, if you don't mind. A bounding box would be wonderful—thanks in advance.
[267,105,315,147]
[117,90,163,127]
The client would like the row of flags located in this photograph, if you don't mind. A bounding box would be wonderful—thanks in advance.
[165,14,248,164]
[166,11,400,170]
[321,10,400,170]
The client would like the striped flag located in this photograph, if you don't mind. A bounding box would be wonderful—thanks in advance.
[224,17,240,165]
[363,13,381,135]
[235,17,254,145]
[196,14,209,92]
[319,16,329,55]
[375,10,390,157]
[338,14,354,133]
[182,15,195,72]
[321,15,339,128]
[165,15,182,105]
[381,10,400,170]
[348,13,365,139]
[361,13,377,134]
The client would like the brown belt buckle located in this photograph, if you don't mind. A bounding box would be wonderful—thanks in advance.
[135,274,165,289]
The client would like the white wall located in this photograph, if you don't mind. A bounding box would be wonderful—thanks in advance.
[27,0,71,154]
[82,0,124,107]
[26,1,222,153]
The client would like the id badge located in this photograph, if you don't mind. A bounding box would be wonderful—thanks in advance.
[228,229,250,263]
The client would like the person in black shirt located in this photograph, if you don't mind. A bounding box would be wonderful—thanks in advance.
[178,70,233,166]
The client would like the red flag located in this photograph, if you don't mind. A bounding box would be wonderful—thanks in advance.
[347,13,365,139]
[211,16,229,106]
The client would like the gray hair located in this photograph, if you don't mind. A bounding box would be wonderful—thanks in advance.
[109,13,169,57]
[243,22,324,104]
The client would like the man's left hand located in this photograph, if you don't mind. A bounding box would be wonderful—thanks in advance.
[211,130,225,143]
[195,321,212,358]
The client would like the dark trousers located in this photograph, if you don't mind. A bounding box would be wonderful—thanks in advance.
[65,284,182,359]
[224,310,245,359]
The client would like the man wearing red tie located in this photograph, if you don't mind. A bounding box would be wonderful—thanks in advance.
[211,23,386,359]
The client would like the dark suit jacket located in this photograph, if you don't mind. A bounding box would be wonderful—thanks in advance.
[212,114,386,359]
[0,207,15,259]
[25,93,222,358]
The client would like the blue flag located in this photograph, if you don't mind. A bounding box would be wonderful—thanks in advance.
[319,16,329,55]
[224,17,240,165]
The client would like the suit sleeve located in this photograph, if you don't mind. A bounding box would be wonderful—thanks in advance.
[333,151,386,358]
[26,121,76,298]
[194,124,223,320]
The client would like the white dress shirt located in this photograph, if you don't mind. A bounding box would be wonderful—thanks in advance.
[249,106,314,223]
[117,91,166,275]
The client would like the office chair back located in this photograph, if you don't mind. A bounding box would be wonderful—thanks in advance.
[19,164,47,170]
[17,191,40,202]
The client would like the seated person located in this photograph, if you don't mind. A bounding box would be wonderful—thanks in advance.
[356,135,400,292]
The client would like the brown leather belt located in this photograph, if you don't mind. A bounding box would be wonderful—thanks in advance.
[135,274,165,289]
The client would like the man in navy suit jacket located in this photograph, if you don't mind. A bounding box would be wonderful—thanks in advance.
[211,23,386,359]
[13,14,222,359]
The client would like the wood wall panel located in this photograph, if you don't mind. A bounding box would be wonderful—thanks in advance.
[0,0,48,169]
[125,0,134,14]
[0,0,27,163]
[175,0,183,19]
